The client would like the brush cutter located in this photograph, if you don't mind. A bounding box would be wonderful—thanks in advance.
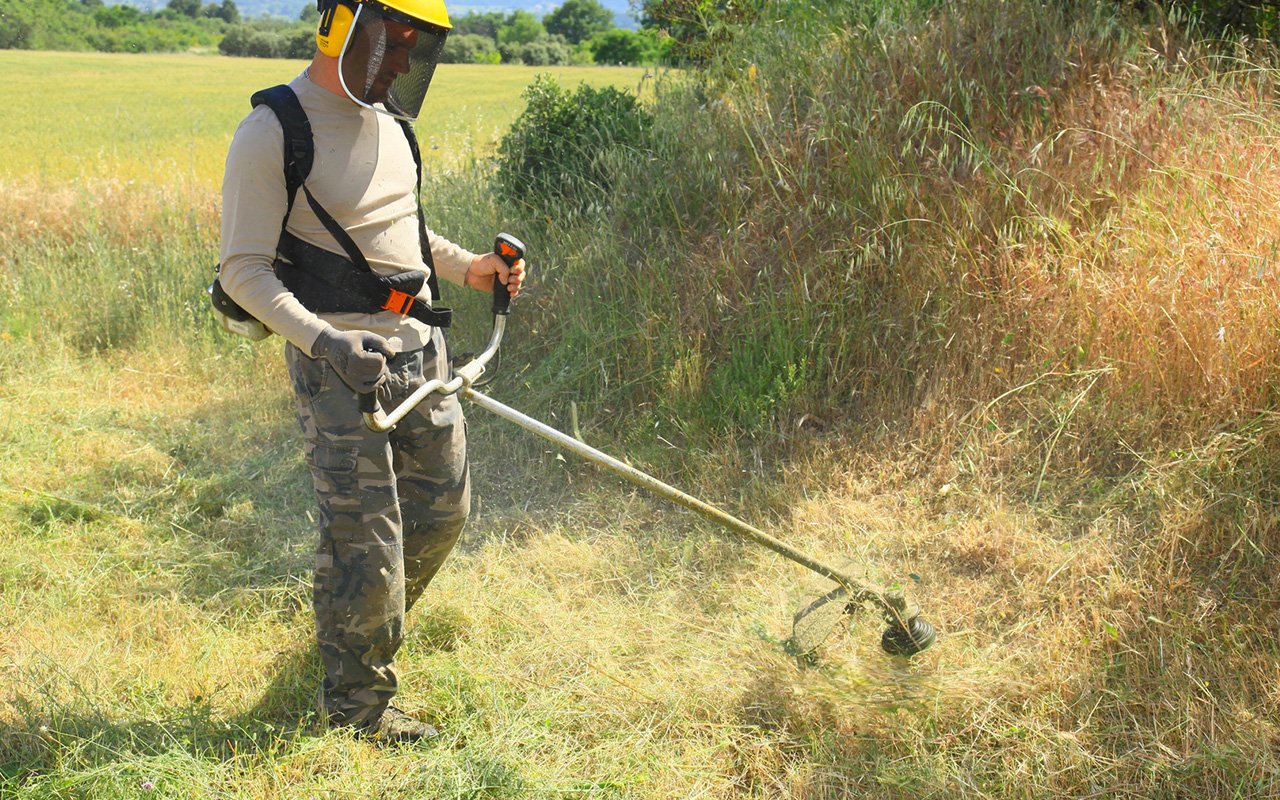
[359,234,937,658]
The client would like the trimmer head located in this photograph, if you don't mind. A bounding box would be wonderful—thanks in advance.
[881,614,938,656]
[790,566,937,659]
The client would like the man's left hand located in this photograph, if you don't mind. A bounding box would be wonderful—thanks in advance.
[465,253,526,298]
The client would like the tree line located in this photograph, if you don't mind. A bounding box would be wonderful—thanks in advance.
[1,0,1276,64]
[0,0,234,52]
[222,0,668,65]
[435,2,669,67]
[0,0,668,65]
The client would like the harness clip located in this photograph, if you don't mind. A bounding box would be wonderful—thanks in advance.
[383,289,415,315]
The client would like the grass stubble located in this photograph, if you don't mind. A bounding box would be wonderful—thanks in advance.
[5,4,1280,797]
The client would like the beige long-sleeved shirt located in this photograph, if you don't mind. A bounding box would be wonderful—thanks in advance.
[219,71,476,357]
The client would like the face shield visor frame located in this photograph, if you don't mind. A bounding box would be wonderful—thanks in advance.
[336,2,448,122]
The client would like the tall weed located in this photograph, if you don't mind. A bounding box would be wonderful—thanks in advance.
[482,7,1280,789]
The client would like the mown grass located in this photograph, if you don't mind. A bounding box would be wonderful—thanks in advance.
[0,345,973,798]
[5,1,1280,797]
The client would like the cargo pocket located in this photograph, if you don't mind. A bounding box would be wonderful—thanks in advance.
[385,349,424,398]
[305,441,360,504]
[288,343,331,400]
[311,443,357,472]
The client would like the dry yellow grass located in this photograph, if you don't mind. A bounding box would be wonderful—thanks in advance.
[0,343,1086,796]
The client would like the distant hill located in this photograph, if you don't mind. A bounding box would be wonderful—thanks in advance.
[103,0,640,27]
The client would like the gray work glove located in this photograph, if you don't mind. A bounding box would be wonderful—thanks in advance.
[312,327,395,394]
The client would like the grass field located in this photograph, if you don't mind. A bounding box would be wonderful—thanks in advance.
[5,5,1280,797]
[1,344,930,799]
[0,51,649,187]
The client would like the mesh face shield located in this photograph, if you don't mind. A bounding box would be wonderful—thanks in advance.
[337,3,448,122]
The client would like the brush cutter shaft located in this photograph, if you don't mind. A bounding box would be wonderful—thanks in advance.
[462,388,889,611]
[355,272,926,640]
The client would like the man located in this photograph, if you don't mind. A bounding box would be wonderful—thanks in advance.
[218,0,525,743]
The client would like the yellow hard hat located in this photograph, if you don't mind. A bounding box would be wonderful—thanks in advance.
[318,0,450,58]
[379,0,451,31]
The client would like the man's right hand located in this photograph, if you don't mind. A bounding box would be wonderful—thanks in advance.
[312,327,396,393]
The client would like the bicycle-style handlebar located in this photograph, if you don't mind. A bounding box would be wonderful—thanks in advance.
[359,233,524,432]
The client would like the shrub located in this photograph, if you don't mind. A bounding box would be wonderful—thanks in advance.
[0,15,33,48]
[281,25,313,58]
[440,32,500,63]
[570,40,595,64]
[588,28,649,64]
[218,23,310,58]
[504,36,574,65]
[495,73,652,212]
[219,25,267,56]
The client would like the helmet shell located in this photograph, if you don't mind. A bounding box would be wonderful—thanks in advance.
[368,0,451,31]
[318,0,450,56]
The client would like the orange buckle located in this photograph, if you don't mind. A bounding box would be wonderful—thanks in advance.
[382,289,414,315]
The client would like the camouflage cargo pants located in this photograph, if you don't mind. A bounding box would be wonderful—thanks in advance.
[285,327,469,727]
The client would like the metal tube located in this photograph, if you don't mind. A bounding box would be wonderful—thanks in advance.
[462,388,890,612]
[356,313,908,625]
[363,317,507,432]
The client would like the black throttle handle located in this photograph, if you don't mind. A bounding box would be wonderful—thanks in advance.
[492,232,525,316]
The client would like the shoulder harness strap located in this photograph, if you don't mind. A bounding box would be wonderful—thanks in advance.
[250,85,312,225]
[396,117,442,305]
[250,85,370,274]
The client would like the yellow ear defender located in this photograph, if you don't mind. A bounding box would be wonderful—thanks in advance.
[316,0,357,57]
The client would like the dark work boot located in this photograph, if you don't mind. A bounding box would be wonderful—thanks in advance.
[357,706,440,745]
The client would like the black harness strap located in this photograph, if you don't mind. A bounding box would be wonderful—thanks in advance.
[277,232,451,327]
[251,86,312,231]
[248,84,450,328]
